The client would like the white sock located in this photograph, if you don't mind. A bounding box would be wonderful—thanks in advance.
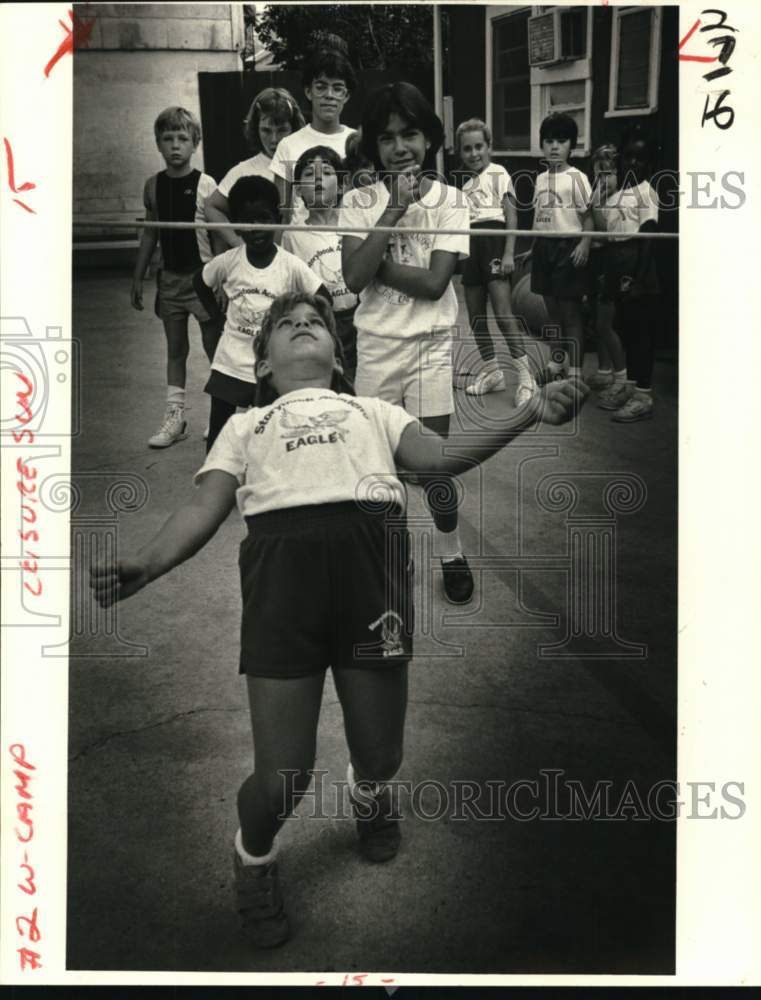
[635,386,653,395]
[597,367,612,374]
[613,368,627,385]
[167,385,185,408]
[436,526,463,562]
[513,354,534,384]
[347,761,391,800]
[234,828,277,867]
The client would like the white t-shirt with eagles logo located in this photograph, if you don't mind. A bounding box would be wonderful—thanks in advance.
[281,228,358,313]
[462,162,515,223]
[341,179,469,339]
[195,387,415,516]
[201,245,322,383]
[532,166,592,234]
[599,180,659,242]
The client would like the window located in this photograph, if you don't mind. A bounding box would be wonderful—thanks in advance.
[490,8,532,150]
[607,6,662,117]
[486,5,592,156]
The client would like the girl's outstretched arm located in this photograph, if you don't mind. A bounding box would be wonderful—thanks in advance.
[395,379,589,476]
[90,471,239,608]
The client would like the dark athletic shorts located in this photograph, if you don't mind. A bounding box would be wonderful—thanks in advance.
[239,501,414,678]
[462,219,510,287]
[204,369,257,408]
[530,236,590,298]
[602,239,660,300]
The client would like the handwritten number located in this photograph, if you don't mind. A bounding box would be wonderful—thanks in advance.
[702,90,735,129]
[700,9,737,33]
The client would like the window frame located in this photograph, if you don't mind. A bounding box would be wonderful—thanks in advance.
[606,5,662,118]
[486,5,534,156]
[486,5,593,158]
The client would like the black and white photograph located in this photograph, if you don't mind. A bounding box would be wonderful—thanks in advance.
[1,0,759,988]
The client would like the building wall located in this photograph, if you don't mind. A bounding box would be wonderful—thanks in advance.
[73,3,243,218]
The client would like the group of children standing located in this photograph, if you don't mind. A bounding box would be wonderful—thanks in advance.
[114,43,659,951]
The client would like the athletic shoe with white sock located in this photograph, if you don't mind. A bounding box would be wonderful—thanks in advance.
[586,369,614,390]
[597,381,635,411]
[233,853,290,948]
[147,404,188,448]
[233,833,290,948]
[348,766,401,863]
[612,390,654,422]
[514,380,538,409]
[466,368,506,396]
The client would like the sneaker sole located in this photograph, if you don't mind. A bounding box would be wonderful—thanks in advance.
[597,399,630,411]
[147,431,189,449]
[612,410,654,423]
[465,384,506,396]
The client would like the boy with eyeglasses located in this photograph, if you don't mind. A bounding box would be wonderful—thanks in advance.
[269,48,357,223]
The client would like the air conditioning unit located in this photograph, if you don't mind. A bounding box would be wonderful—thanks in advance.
[528,9,562,67]
[528,7,587,67]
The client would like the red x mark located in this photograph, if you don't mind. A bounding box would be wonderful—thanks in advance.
[44,8,97,79]
[679,18,719,63]
[4,139,36,214]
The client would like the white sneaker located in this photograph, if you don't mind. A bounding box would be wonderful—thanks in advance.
[465,369,506,396]
[514,380,538,409]
[612,390,654,423]
[148,405,188,448]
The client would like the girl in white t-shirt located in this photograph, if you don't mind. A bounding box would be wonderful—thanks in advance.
[593,129,661,423]
[193,177,328,449]
[455,117,538,407]
[205,88,305,256]
[586,144,627,393]
[342,82,475,606]
[91,290,586,950]
[282,145,359,378]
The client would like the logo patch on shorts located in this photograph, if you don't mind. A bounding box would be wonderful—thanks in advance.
[489,257,502,277]
[368,610,405,658]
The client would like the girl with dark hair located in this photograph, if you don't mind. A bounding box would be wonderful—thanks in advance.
[342,82,476,606]
[594,127,661,422]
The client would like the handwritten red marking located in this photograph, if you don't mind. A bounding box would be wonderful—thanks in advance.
[10,746,42,970]
[679,18,719,62]
[44,8,97,78]
[314,976,396,987]
[13,374,43,597]
[18,948,43,971]
[4,138,37,214]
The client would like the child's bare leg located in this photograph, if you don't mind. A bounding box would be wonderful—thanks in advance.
[596,299,625,372]
[557,296,585,376]
[333,664,408,784]
[419,413,457,535]
[200,317,223,365]
[464,285,497,369]
[237,673,326,856]
[163,316,190,391]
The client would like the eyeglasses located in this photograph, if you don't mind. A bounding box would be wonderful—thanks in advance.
[311,81,348,98]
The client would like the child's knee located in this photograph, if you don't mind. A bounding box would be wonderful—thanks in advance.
[355,748,403,783]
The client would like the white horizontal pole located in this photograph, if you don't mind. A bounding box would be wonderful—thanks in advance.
[71,218,679,241]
